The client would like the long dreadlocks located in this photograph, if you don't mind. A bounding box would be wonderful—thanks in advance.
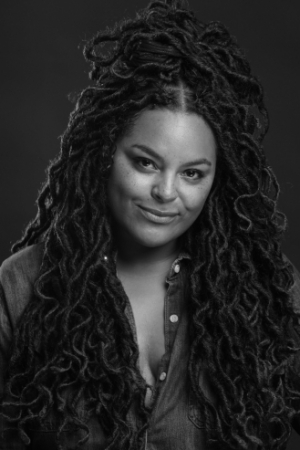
[2,1,300,448]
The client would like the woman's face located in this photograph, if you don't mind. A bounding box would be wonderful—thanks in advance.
[108,108,217,251]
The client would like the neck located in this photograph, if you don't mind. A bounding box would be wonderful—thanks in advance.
[115,237,181,277]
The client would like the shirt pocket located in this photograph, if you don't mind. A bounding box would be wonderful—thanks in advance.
[188,389,219,433]
[188,389,205,428]
[26,399,108,450]
[28,427,89,450]
[187,368,218,430]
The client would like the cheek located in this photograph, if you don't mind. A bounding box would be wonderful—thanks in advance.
[183,184,212,216]
[108,163,147,207]
[109,162,130,197]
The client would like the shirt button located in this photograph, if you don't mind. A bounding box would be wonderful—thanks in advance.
[170,314,178,323]
[174,264,180,274]
[159,372,167,381]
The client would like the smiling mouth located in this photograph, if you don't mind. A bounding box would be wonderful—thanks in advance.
[138,206,178,224]
[139,206,178,217]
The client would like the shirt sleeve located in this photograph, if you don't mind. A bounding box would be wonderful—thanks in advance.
[0,283,12,396]
[0,245,44,449]
[285,258,300,435]
[0,283,26,450]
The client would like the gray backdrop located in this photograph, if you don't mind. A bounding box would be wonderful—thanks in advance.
[1,1,300,447]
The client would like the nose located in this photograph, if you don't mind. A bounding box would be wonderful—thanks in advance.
[151,173,178,203]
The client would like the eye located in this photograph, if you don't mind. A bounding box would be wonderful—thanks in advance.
[182,169,204,180]
[134,157,157,170]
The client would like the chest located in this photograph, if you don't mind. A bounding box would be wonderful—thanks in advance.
[121,276,166,385]
[129,291,165,408]
[131,293,165,377]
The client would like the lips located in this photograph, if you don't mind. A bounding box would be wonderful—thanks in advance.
[138,206,178,217]
[137,205,178,225]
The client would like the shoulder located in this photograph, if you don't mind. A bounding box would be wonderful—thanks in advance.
[283,254,300,314]
[0,243,44,284]
[0,243,44,328]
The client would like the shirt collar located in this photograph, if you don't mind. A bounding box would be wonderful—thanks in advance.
[167,250,191,279]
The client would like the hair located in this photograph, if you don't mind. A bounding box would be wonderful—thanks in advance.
[2,0,300,449]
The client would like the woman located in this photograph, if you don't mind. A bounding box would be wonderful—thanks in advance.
[1,0,300,449]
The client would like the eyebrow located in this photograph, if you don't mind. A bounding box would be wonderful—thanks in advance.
[131,144,212,167]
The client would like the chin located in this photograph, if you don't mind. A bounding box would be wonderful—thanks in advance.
[132,233,178,249]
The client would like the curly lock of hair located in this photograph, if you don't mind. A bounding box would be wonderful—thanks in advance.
[2,0,300,449]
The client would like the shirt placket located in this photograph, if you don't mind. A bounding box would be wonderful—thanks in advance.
[146,254,189,438]
[154,259,183,388]
[123,253,190,447]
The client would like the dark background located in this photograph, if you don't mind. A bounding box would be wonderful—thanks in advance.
[1,1,300,447]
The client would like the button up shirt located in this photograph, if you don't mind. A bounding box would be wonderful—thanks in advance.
[1,244,300,449]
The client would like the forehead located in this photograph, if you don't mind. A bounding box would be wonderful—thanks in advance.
[121,108,216,163]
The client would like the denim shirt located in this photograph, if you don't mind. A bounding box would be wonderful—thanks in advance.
[1,244,300,450]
